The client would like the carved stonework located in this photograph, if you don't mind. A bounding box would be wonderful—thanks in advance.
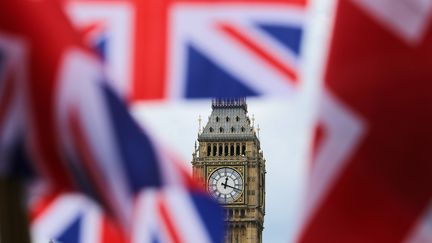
[192,98,265,243]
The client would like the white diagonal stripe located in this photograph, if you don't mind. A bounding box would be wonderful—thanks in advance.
[352,0,432,45]
[404,200,432,243]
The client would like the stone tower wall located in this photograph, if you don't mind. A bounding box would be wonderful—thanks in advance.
[191,99,265,243]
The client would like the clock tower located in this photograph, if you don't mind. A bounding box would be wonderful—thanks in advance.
[192,98,265,243]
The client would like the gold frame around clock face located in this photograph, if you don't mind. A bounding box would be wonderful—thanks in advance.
[207,167,244,204]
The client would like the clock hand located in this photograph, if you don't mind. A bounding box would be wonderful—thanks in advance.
[226,184,242,192]
[223,177,228,189]
[221,183,242,192]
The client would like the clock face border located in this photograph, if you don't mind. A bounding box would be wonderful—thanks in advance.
[206,165,245,205]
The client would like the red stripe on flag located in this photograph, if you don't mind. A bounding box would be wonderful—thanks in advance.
[78,21,106,43]
[131,0,168,101]
[101,215,128,243]
[219,23,299,85]
[158,193,181,243]
[170,0,308,7]
[29,191,61,222]
[309,121,325,169]
[130,0,306,101]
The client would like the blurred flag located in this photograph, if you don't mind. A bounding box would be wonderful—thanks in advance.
[299,0,432,242]
[30,192,127,243]
[64,0,307,101]
[0,0,139,226]
[0,1,223,242]
[0,0,93,191]
[30,177,222,243]
[58,1,308,242]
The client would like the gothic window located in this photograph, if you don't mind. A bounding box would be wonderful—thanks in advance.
[230,144,234,156]
[209,127,214,132]
[219,144,223,156]
[219,127,224,132]
[236,116,240,122]
[240,209,245,217]
[207,144,211,156]
[213,144,217,156]
[242,144,246,155]
[216,116,219,122]
[231,127,235,133]
[225,144,229,156]
[226,116,230,122]
[236,144,240,156]
[241,126,245,132]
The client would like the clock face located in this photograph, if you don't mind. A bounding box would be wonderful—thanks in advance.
[208,167,243,204]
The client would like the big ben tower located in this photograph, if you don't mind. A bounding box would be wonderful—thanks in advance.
[192,98,265,243]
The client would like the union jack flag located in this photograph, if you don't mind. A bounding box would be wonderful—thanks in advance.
[298,0,432,242]
[30,187,222,243]
[64,0,307,101]
[0,1,223,243]
[24,0,309,242]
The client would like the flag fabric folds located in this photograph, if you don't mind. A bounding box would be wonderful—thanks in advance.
[64,0,307,101]
[1,0,310,242]
[0,1,224,242]
[299,0,432,242]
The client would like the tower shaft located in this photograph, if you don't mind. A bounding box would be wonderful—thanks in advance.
[192,98,265,243]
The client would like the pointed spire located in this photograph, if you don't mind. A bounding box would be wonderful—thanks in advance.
[252,114,255,128]
[198,114,202,134]
[257,124,261,139]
